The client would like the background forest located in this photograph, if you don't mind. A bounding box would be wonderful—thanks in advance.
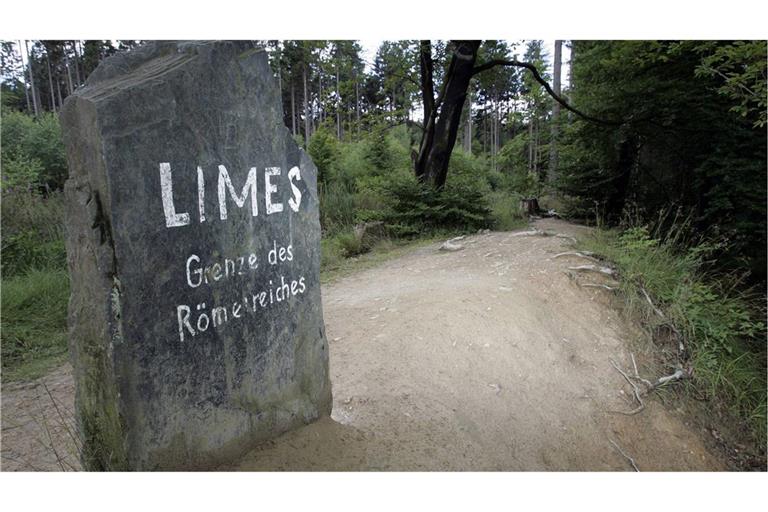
[0,40,766,453]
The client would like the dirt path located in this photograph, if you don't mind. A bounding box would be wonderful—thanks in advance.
[1,219,726,471]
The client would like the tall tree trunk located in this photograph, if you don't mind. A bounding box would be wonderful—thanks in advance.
[73,40,83,86]
[336,62,341,139]
[19,41,31,113]
[355,74,360,139]
[290,81,296,136]
[318,68,323,124]
[64,42,74,94]
[548,39,562,184]
[303,64,310,146]
[45,48,56,112]
[56,76,63,109]
[527,117,534,173]
[415,40,480,188]
[25,41,39,116]
[567,41,575,122]
[463,80,472,153]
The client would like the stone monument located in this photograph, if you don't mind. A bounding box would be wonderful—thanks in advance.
[60,41,332,470]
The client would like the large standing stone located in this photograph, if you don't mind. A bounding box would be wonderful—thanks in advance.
[60,41,332,470]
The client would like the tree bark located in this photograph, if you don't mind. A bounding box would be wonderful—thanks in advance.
[336,60,341,139]
[25,40,39,116]
[414,41,480,189]
[291,81,296,136]
[464,80,472,153]
[303,64,310,146]
[71,40,82,87]
[355,74,360,139]
[18,41,32,113]
[63,42,74,94]
[548,40,562,184]
[45,47,56,112]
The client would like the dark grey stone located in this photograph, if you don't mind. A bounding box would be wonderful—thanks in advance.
[60,41,332,470]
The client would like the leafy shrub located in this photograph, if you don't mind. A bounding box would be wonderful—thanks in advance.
[1,152,43,191]
[1,109,67,190]
[381,171,492,237]
[307,127,339,184]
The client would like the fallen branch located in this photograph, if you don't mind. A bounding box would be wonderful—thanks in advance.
[609,439,640,472]
[568,264,617,277]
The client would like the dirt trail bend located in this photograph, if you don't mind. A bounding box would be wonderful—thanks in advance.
[1,219,725,471]
[233,219,723,470]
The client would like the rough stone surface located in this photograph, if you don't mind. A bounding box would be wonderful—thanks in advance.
[59,41,332,470]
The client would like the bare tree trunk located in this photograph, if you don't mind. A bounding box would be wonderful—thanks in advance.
[527,118,533,172]
[45,48,56,112]
[548,39,562,184]
[56,76,63,109]
[303,64,310,146]
[290,81,296,136]
[25,41,39,116]
[567,41,575,122]
[414,40,480,188]
[355,75,360,139]
[64,42,74,94]
[19,41,32,113]
[73,40,83,87]
[336,62,341,139]
[318,67,323,124]
[464,81,472,153]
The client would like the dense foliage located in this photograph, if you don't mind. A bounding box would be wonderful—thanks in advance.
[558,41,767,284]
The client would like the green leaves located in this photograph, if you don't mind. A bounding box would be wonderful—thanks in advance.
[692,41,767,128]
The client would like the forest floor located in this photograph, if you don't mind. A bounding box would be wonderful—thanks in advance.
[1,219,732,471]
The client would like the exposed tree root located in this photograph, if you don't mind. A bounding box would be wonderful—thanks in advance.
[439,236,466,252]
[609,353,687,415]
[640,287,685,354]
[554,251,600,263]
[511,229,577,244]
[568,264,617,277]
[609,439,640,471]
[580,283,617,291]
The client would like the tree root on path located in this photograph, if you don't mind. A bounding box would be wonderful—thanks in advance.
[553,251,600,263]
[609,439,640,471]
[511,229,578,244]
[439,236,465,252]
[609,353,686,416]
[580,283,617,291]
[568,264,617,277]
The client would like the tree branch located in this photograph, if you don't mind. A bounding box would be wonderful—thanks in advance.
[472,59,622,126]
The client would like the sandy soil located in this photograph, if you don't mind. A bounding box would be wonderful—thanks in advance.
[1,219,726,471]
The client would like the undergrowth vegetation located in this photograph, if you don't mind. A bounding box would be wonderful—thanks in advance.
[580,220,767,447]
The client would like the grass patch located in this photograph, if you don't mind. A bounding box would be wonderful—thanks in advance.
[1,269,71,381]
[579,226,767,447]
